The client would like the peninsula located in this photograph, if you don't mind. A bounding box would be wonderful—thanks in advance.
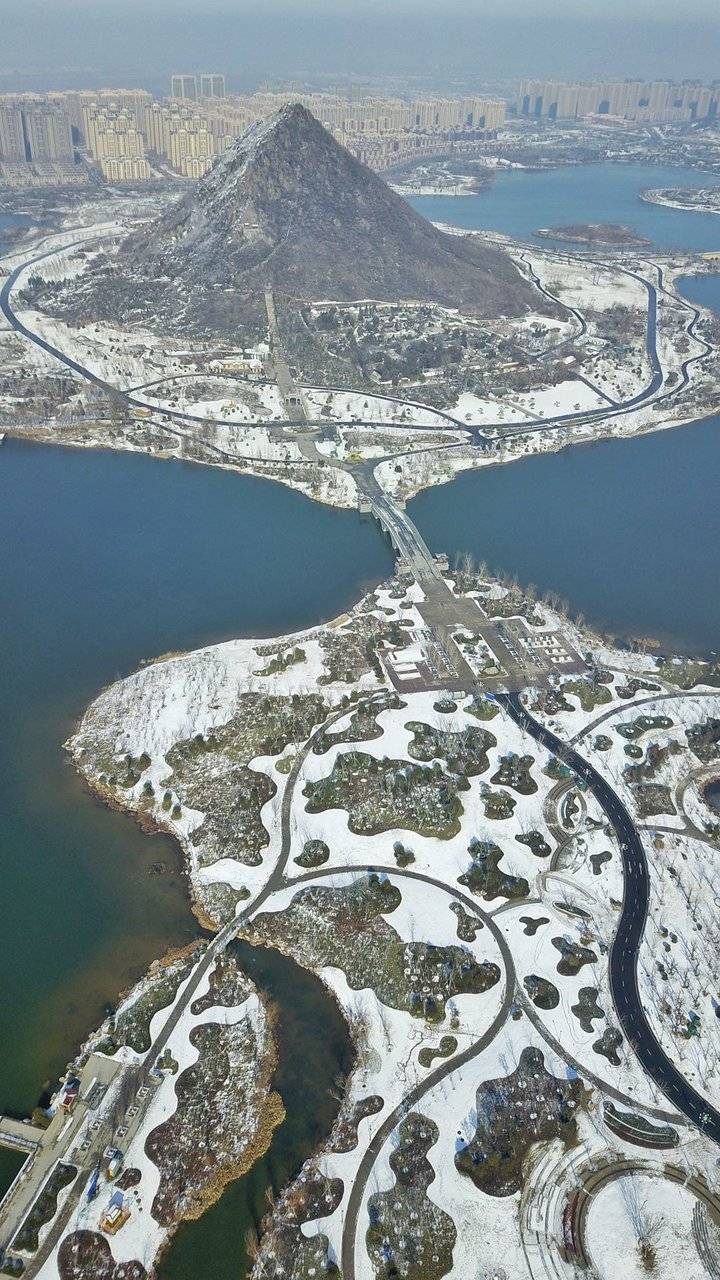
[0,102,719,1280]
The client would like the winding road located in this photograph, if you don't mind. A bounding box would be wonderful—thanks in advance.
[3,692,391,1273]
[2,228,706,454]
[2,224,719,1277]
[499,690,720,1145]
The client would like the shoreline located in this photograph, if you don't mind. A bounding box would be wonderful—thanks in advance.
[6,381,720,663]
[3,174,720,1277]
[535,224,651,248]
[639,187,720,216]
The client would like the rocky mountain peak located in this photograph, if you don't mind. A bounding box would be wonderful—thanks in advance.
[77,102,543,340]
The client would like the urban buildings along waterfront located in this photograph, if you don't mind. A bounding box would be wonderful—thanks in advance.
[517,77,719,123]
[0,85,505,185]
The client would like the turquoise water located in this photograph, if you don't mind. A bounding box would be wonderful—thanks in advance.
[408,163,720,252]
[0,439,393,1116]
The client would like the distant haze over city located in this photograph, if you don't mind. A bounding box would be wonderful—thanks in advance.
[0,0,717,92]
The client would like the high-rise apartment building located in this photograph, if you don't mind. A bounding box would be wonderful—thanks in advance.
[199,74,225,99]
[82,104,150,181]
[43,89,152,145]
[0,102,27,160]
[0,97,74,163]
[151,90,505,175]
[1,86,506,183]
[22,104,73,161]
[517,78,719,124]
[145,101,217,177]
[170,75,198,101]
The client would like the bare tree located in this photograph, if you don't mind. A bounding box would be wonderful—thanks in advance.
[619,1176,664,1272]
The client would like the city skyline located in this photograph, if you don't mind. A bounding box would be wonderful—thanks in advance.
[0,85,509,185]
[4,74,718,191]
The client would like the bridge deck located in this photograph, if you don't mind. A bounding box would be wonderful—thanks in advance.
[0,1117,45,1153]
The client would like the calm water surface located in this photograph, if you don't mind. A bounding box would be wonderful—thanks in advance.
[674,273,720,316]
[406,214,720,657]
[0,1150,25,1202]
[704,780,720,817]
[0,438,392,1126]
[411,412,720,656]
[159,941,353,1280]
[0,212,32,242]
[408,163,720,252]
[2,168,720,1236]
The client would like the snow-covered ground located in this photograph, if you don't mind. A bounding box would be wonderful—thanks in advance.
[585,1173,710,1280]
[5,200,720,1280]
[22,563,720,1279]
[3,215,717,517]
[34,957,275,1279]
[304,387,459,428]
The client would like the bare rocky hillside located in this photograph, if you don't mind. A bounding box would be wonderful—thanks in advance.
[48,104,540,340]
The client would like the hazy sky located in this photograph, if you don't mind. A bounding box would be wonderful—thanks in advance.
[0,0,717,92]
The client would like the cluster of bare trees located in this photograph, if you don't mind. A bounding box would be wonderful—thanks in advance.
[642,838,720,1089]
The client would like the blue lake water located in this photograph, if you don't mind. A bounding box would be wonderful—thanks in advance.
[0,439,393,1119]
[1,163,720,1235]
[408,163,720,252]
[674,272,720,315]
[705,779,720,815]
[0,212,32,241]
[405,191,720,658]
[411,411,720,656]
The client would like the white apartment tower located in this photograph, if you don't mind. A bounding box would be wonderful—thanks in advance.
[0,102,26,160]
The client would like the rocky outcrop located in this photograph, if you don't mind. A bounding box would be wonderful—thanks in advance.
[75,104,538,337]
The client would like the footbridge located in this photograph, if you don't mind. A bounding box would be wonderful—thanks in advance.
[0,1117,44,1155]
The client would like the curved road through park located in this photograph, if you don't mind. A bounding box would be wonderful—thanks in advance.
[0,233,687,449]
[10,693,389,1276]
[3,228,718,1273]
[499,691,720,1146]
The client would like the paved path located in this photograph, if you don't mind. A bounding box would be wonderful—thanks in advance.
[571,1156,720,1268]
[3,694,387,1270]
[517,989,685,1126]
[570,689,718,743]
[1,236,694,452]
[317,870,516,1280]
[4,229,718,1274]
